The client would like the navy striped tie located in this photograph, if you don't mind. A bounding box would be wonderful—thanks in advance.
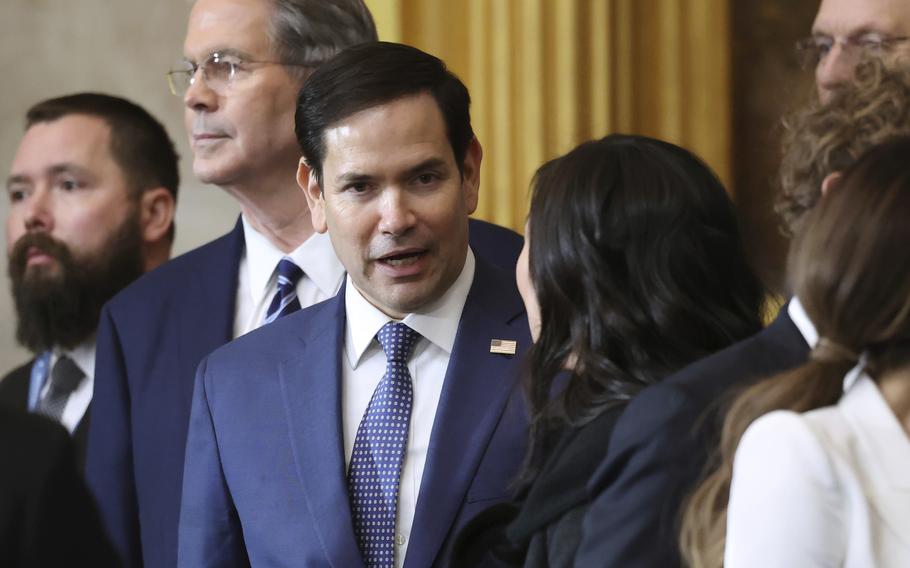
[264,257,304,324]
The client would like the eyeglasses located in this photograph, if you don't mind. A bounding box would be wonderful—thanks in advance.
[796,34,910,69]
[166,52,307,96]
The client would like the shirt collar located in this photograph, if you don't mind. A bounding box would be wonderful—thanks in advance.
[788,296,818,348]
[241,215,345,300]
[344,249,476,369]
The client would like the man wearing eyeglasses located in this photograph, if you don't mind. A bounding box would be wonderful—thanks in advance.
[807,0,910,102]
[85,1,523,567]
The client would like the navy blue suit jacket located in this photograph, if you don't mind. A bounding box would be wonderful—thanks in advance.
[574,307,809,567]
[86,218,522,568]
[178,255,530,568]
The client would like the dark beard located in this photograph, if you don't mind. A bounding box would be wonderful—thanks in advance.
[8,214,145,352]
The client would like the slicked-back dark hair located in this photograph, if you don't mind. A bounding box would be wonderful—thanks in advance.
[516,134,765,490]
[295,41,473,185]
[25,92,179,241]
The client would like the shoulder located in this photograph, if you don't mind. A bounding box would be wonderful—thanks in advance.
[0,360,34,406]
[0,407,72,472]
[202,296,339,377]
[613,314,809,449]
[735,410,838,489]
[468,218,523,269]
[106,225,241,313]
[468,255,525,318]
[724,410,847,567]
[0,359,33,385]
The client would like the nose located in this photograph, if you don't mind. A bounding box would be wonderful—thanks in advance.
[378,188,417,237]
[23,187,53,233]
[816,43,855,103]
[183,68,218,112]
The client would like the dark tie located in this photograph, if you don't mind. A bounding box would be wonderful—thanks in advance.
[35,355,85,422]
[264,257,304,325]
[348,322,420,568]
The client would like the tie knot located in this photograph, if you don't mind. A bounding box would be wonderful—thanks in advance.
[276,257,304,288]
[376,322,419,363]
[50,356,85,394]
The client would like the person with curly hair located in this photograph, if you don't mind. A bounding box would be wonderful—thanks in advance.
[777,59,910,236]
[681,136,910,568]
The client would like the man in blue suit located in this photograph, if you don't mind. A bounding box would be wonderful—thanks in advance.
[86,2,523,568]
[178,42,530,568]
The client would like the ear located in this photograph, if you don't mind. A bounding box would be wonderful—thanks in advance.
[461,137,483,215]
[298,158,328,234]
[821,171,842,197]
[139,187,176,245]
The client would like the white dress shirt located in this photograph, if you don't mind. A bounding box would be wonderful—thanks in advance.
[38,338,95,433]
[233,216,345,338]
[342,250,475,568]
[725,371,910,567]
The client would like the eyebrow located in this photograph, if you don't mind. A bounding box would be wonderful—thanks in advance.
[401,158,450,179]
[5,163,90,189]
[5,175,29,190]
[812,24,896,38]
[332,158,451,187]
[183,48,254,64]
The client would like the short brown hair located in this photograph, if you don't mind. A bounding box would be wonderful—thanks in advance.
[25,92,179,240]
[777,60,910,235]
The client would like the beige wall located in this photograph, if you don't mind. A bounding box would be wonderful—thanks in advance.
[0,0,239,368]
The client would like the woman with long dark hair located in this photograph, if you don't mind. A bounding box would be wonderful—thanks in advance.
[680,137,910,567]
[454,134,765,566]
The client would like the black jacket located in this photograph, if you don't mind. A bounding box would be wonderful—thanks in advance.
[575,307,809,567]
[454,406,624,567]
[0,407,118,567]
[0,359,90,470]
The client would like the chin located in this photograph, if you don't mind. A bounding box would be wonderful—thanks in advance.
[193,161,236,187]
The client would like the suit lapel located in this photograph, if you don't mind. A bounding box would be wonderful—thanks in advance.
[278,289,365,568]
[840,377,910,550]
[177,219,244,407]
[405,260,528,568]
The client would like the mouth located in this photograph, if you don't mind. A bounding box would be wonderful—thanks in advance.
[379,249,425,266]
[25,246,55,267]
[375,248,429,276]
[192,132,228,143]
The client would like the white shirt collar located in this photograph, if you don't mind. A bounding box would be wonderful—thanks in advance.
[791,297,862,390]
[240,215,344,300]
[344,249,476,369]
[787,296,818,348]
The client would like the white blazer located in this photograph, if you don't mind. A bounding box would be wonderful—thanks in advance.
[724,372,910,567]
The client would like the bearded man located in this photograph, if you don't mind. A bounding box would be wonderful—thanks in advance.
[0,93,178,467]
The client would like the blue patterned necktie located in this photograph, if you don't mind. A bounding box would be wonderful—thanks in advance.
[263,257,304,325]
[348,322,420,568]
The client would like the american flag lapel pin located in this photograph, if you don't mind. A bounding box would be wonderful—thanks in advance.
[490,339,517,355]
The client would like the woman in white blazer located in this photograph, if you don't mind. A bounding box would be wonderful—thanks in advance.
[680,137,910,567]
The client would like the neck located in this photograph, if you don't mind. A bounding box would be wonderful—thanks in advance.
[224,170,314,253]
[877,366,910,436]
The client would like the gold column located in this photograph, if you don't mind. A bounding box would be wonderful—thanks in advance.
[364,0,732,232]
